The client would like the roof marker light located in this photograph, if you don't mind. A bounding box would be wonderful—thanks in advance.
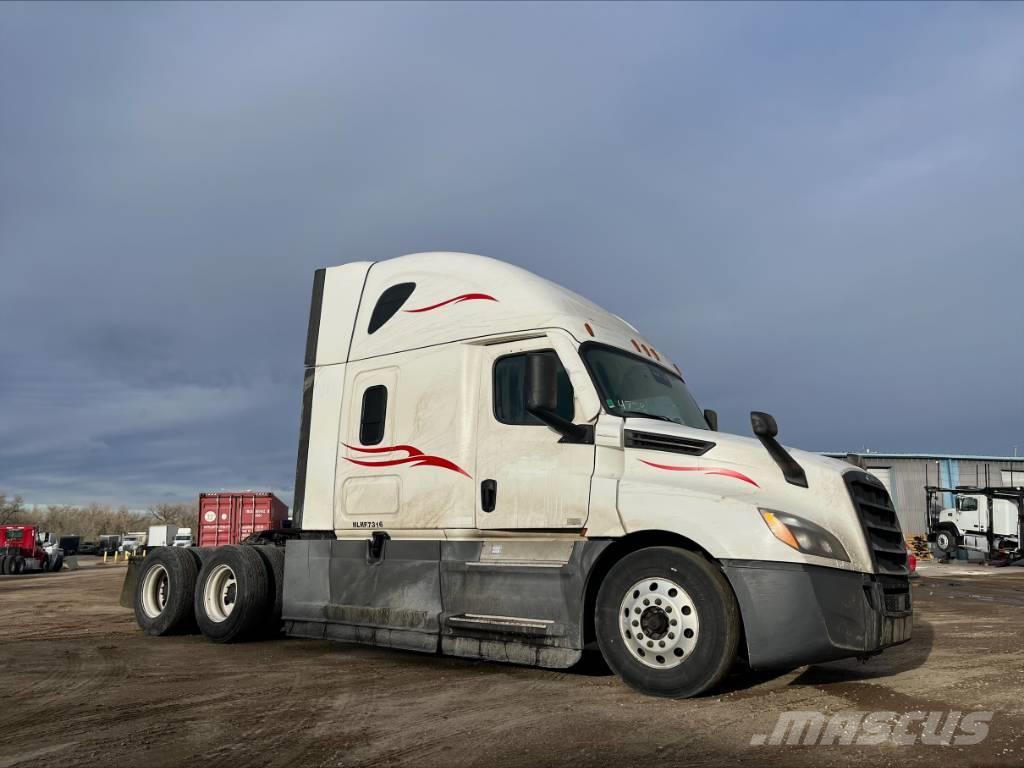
[584,322,594,337]
[631,339,642,352]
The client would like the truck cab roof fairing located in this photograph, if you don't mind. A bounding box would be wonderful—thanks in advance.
[319,252,678,372]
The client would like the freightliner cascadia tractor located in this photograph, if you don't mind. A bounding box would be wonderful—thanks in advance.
[127,252,912,698]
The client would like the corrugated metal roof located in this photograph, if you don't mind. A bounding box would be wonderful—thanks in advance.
[822,452,1024,462]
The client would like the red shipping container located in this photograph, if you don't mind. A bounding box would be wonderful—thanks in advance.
[197,492,290,547]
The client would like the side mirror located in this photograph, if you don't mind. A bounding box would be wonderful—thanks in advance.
[526,352,559,412]
[750,411,778,439]
[525,352,590,444]
[703,409,718,432]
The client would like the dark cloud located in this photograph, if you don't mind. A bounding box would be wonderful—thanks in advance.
[2,2,1022,505]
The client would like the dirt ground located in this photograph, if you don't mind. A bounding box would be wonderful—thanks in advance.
[1,560,1023,768]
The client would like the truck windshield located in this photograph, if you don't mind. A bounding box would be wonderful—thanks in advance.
[581,344,708,429]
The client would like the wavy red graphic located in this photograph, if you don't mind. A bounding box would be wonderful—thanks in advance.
[343,443,470,478]
[403,293,497,313]
[639,460,759,488]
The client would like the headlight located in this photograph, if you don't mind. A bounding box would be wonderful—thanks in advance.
[759,508,851,562]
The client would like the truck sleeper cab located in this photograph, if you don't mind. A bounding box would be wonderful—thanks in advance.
[279,252,911,697]
[130,252,912,698]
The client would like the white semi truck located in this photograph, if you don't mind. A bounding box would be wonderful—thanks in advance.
[933,493,1021,555]
[128,252,912,698]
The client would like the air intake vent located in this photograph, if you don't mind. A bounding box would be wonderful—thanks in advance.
[845,471,908,575]
[624,430,715,456]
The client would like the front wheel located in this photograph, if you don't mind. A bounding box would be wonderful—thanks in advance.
[934,528,958,556]
[595,547,740,698]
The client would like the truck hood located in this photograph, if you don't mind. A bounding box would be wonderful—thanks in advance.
[620,417,873,570]
[623,417,853,483]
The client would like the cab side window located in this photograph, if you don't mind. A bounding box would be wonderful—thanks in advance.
[493,351,574,426]
[360,385,388,445]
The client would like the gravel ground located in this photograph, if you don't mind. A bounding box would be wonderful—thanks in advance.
[1,560,1022,767]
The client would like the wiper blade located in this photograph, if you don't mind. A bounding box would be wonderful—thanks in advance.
[617,410,679,424]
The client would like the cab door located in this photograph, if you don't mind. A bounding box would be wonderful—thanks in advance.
[474,337,596,530]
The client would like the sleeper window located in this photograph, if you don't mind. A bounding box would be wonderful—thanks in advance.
[368,283,416,334]
[493,351,574,426]
[360,385,388,445]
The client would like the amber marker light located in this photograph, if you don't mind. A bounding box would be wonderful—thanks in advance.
[759,510,800,550]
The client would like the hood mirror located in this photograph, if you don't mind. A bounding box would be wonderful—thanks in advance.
[703,409,718,432]
[750,411,778,439]
[750,411,807,488]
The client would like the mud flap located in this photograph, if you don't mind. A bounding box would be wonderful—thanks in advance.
[119,558,144,610]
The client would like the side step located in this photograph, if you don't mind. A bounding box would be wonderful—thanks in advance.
[446,613,564,638]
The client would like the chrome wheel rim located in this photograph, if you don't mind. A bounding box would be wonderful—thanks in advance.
[618,577,699,669]
[141,564,169,619]
[204,564,237,623]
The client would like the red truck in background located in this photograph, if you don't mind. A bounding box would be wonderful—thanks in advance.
[197,492,289,547]
[0,525,63,575]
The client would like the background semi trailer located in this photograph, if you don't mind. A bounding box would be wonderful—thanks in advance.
[197,492,289,547]
[127,252,912,698]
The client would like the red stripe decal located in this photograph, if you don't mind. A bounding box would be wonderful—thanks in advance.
[403,293,497,313]
[638,460,759,488]
[342,443,470,478]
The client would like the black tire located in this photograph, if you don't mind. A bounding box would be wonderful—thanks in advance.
[13,557,25,575]
[595,547,740,698]
[934,528,958,556]
[0,556,8,575]
[133,548,200,636]
[252,545,285,634]
[194,545,271,643]
[50,556,64,573]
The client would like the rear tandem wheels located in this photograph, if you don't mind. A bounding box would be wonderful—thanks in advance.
[133,544,285,640]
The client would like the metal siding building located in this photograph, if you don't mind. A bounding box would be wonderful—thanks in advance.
[823,453,1024,536]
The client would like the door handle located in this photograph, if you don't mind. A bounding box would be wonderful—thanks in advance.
[481,479,497,513]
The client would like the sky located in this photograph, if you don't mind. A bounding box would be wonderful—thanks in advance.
[1,1,1023,508]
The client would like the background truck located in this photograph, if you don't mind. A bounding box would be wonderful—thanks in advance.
[928,485,1024,560]
[147,525,178,549]
[172,528,193,547]
[126,252,912,698]
[120,532,147,555]
[1,525,64,574]
[98,534,121,556]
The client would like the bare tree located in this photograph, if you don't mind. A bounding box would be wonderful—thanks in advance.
[149,502,198,529]
[0,492,27,526]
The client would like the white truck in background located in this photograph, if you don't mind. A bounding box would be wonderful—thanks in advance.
[120,531,148,554]
[127,251,912,698]
[933,493,1020,555]
[147,525,179,549]
[172,528,193,547]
